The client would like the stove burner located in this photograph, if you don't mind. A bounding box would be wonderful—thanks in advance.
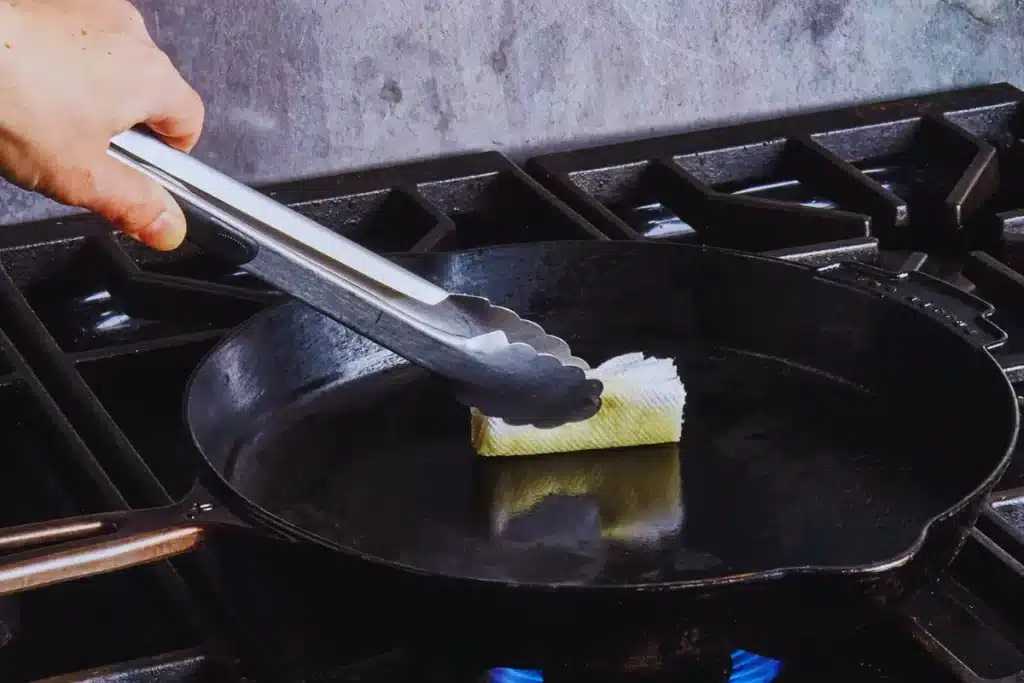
[490,668,543,683]
[486,650,782,683]
[728,650,782,683]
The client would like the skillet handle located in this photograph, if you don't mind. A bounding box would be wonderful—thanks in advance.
[817,258,1007,351]
[0,503,204,597]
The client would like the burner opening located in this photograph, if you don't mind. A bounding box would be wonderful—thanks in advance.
[11,237,249,351]
[419,169,604,248]
[569,161,702,242]
[855,153,969,221]
[613,201,698,241]
[679,139,860,214]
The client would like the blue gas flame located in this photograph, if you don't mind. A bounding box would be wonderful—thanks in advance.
[489,668,544,683]
[729,649,782,683]
[488,649,781,683]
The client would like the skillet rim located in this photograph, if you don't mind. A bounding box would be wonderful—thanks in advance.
[182,240,1021,592]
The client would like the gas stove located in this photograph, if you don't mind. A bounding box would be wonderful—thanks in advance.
[0,83,1023,682]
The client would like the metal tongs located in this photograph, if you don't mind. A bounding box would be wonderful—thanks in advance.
[107,130,602,427]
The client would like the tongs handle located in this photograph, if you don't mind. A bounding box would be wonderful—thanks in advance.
[106,129,448,305]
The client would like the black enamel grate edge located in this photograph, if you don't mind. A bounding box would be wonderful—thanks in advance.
[527,82,1024,252]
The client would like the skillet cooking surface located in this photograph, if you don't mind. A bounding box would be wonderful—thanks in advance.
[223,341,943,587]
[190,243,1013,590]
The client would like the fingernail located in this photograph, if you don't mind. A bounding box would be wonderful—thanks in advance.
[139,211,185,251]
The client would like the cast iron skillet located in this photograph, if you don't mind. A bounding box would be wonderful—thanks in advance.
[0,241,1017,667]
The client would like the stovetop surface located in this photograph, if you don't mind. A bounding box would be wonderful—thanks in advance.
[1,83,1024,682]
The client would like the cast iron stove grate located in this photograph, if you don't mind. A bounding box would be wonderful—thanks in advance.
[0,84,1023,682]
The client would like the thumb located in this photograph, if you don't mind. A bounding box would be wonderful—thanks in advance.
[79,155,186,251]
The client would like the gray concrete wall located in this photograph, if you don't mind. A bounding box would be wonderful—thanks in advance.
[2,0,1023,224]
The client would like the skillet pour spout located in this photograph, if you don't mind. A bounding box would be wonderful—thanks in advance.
[0,242,1016,658]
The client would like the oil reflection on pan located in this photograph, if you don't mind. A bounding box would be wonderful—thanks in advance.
[476,442,685,554]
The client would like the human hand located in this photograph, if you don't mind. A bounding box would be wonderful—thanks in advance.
[0,0,204,250]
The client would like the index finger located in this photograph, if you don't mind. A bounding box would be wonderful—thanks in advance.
[143,55,205,152]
